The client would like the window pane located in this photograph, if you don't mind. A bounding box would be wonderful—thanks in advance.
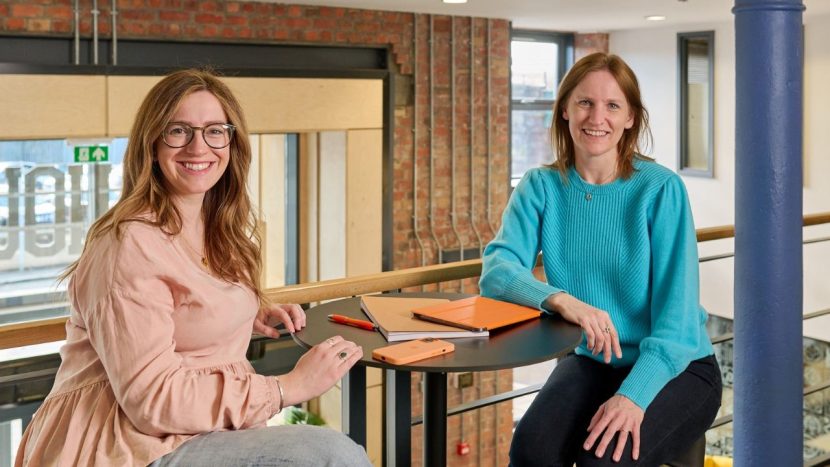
[0,139,125,315]
[511,41,560,101]
[685,39,711,171]
[678,31,714,176]
[511,109,554,185]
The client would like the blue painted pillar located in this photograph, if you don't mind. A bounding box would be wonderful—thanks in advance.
[732,0,804,465]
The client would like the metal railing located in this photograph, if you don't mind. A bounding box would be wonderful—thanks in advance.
[2,211,828,350]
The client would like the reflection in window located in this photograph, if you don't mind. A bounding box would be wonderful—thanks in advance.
[678,31,714,177]
[512,41,560,102]
[511,109,553,185]
[511,31,573,186]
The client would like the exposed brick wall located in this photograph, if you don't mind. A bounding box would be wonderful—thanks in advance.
[575,32,610,60]
[0,1,513,465]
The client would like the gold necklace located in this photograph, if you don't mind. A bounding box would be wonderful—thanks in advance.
[180,235,209,268]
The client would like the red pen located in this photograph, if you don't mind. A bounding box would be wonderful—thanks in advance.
[328,314,377,331]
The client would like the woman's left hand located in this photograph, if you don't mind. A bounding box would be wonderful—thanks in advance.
[583,394,644,462]
[253,303,306,338]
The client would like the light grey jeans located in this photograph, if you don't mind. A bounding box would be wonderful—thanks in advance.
[148,425,372,467]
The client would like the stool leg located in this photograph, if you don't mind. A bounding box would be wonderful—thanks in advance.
[664,436,706,467]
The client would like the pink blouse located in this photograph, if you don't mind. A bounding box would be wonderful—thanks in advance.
[16,220,282,466]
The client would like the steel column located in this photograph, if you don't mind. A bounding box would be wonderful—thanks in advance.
[732,0,804,464]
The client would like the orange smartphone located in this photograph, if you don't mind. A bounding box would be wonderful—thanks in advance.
[372,338,455,365]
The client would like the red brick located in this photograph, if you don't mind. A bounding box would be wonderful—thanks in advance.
[195,13,222,24]
[11,4,43,17]
[198,24,218,36]
[45,5,72,19]
[52,19,72,33]
[199,0,219,12]
[303,30,319,41]
[286,18,310,29]
[226,15,247,26]
[0,4,7,16]
[123,22,146,35]
[4,17,25,31]
[313,18,336,29]
[287,5,302,17]
[225,2,240,13]
[121,10,155,21]
[159,11,189,21]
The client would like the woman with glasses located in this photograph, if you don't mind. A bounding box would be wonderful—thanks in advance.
[16,69,371,467]
[480,53,721,466]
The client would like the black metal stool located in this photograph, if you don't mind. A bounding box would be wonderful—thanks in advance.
[664,436,706,467]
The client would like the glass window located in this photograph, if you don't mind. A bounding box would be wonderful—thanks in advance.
[511,31,573,186]
[0,139,125,313]
[678,31,715,177]
[511,41,560,102]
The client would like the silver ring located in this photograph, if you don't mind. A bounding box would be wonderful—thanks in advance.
[338,351,348,360]
[604,326,611,334]
[326,338,336,347]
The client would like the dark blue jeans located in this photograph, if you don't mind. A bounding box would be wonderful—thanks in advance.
[510,354,722,467]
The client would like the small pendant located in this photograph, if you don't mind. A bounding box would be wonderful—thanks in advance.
[585,193,592,201]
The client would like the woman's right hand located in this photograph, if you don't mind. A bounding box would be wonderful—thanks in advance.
[278,335,363,406]
[545,293,622,363]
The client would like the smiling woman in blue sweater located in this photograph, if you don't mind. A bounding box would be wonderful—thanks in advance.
[480,53,721,466]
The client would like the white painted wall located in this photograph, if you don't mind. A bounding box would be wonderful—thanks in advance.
[611,15,830,340]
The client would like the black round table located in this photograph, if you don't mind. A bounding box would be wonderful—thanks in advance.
[293,292,582,466]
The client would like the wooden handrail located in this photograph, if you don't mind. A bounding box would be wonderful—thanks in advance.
[0,318,68,351]
[2,211,829,350]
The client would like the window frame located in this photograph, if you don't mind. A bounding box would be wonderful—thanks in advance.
[677,30,715,178]
[509,30,574,187]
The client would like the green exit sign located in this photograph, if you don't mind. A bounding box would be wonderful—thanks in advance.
[74,145,109,163]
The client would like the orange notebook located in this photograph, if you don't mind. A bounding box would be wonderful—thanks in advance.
[412,296,541,332]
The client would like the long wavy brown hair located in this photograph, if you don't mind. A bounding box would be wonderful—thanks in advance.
[550,52,653,179]
[62,69,263,300]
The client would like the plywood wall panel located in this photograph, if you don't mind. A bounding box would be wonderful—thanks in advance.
[106,76,163,137]
[225,78,382,133]
[346,129,382,276]
[0,75,107,140]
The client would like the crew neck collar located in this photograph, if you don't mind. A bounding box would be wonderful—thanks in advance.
[568,165,626,196]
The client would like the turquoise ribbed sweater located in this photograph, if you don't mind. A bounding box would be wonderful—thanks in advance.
[479,159,714,410]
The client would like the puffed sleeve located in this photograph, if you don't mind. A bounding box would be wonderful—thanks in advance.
[479,169,565,309]
[617,175,708,409]
[78,224,282,436]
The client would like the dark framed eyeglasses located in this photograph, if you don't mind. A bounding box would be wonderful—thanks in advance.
[161,122,236,149]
